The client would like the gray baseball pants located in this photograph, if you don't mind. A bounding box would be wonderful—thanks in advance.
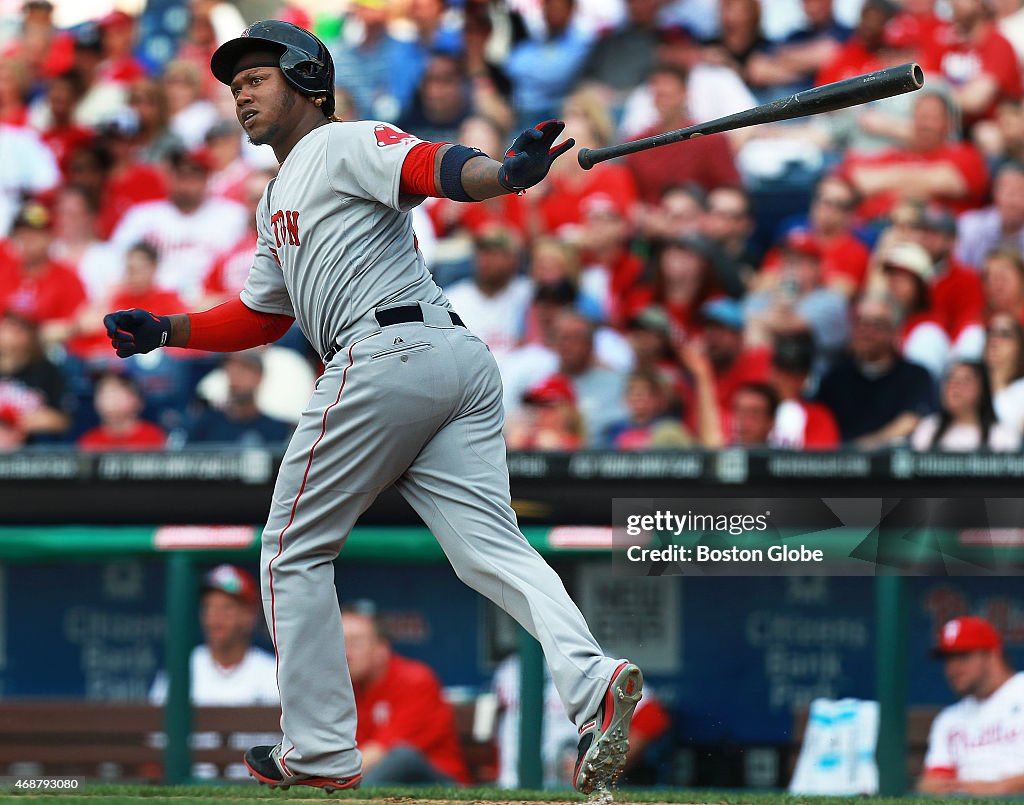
[260,302,621,777]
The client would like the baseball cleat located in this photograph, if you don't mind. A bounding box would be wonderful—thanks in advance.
[244,744,362,793]
[573,661,644,794]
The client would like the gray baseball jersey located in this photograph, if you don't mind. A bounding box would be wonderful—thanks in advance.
[243,120,624,778]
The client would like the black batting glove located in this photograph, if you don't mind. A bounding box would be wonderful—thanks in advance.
[103,308,172,358]
[497,120,575,193]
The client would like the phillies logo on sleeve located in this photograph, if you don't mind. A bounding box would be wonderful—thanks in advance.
[374,124,417,147]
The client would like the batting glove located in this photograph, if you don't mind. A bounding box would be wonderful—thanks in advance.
[104,308,171,358]
[497,120,575,193]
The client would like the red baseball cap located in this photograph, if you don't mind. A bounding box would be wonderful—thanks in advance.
[524,375,577,406]
[783,229,822,259]
[931,616,1003,658]
[201,564,259,606]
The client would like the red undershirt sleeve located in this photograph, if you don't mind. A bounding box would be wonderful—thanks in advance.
[186,297,294,352]
[400,141,447,197]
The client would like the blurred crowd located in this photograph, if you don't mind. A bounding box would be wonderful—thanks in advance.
[2,0,1024,453]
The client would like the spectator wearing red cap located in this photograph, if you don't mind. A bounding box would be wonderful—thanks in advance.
[77,370,166,451]
[839,91,990,221]
[150,564,278,706]
[919,616,1024,796]
[505,373,585,451]
[96,11,147,87]
[745,229,850,364]
[920,0,1022,128]
[0,200,86,333]
[110,147,247,303]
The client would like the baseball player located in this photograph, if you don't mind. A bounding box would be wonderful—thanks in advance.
[103,20,642,795]
[919,616,1024,797]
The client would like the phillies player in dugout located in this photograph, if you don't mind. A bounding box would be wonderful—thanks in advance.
[918,616,1024,797]
[104,20,642,795]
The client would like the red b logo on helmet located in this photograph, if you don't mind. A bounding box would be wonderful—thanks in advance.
[374,124,417,148]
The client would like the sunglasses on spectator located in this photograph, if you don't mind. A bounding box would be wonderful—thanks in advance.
[814,195,852,210]
[987,326,1017,338]
[855,315,894,330]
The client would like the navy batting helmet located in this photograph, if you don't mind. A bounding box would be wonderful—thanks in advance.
[211,20,335,116]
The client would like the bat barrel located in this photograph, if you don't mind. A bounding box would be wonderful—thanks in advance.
[578,62,924,170]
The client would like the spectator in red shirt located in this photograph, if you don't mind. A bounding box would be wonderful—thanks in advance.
[888,0,943,62]
[3,1,74,85]
[576,193,643,326]
[67,241,186,360]
[78,370,166,451]
[35,69,95,178]
[342,602,470,785]
[922,0,1023,127]
[625,62,740,204]
[94,113,169,239]
[842,91,990,221]
[629,234,719,341]
[532,88,639,237]
[768,331,841,449]
[699,297,772,418]
[96,11,147,87]
[764,175,871,296]
[815,0,896,87]
[0,200,86,336]
[202,169,274,307]
[913,206,986,345]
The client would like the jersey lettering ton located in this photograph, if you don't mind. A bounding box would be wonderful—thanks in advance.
[240,121,448,358]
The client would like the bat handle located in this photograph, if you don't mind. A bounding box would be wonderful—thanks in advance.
[578,148,596,171]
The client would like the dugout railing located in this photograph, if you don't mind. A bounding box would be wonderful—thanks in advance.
[3,446,1024,794]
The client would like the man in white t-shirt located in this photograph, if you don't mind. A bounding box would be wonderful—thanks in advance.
[150,563,278,706]
[442,223,532,366]
[919,616,1024,797]
[111,148,249,304]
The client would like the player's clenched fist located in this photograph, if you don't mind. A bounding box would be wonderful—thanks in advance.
[497,120,575,193]
[103,308,172,358]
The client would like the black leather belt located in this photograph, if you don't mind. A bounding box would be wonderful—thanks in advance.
[322,305,466,364]
[375,305,465,328]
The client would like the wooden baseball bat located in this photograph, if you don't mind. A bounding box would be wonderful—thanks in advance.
[577,62,925,170]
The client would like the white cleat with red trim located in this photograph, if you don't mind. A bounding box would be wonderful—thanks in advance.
[572,662,644,794]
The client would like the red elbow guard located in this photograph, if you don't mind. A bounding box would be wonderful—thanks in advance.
[186,298,294,352]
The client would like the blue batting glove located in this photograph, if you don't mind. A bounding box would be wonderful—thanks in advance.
[497,120,575,193]
[103,308,171,358]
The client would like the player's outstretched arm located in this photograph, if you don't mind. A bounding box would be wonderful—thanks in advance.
[456,120,575,201]
[104,299,294,358]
